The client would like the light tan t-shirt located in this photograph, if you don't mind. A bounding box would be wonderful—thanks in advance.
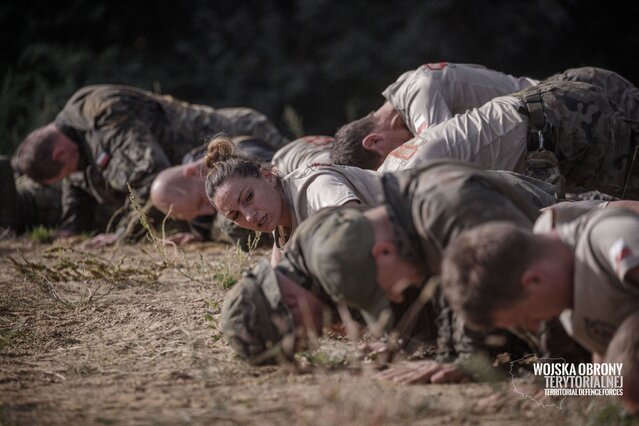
[271,136,333,176]
[383,62,538,135]
[534,208,639,355]
[540,200,609,226]
[275,165,382,247]
[378,95,529,173]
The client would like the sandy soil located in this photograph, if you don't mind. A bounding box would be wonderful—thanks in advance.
[0,237,633,425]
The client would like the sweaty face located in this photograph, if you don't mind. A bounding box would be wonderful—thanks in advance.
[213,173,285,232]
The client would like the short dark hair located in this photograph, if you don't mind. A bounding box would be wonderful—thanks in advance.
[331,114,381,170]
[12,125,64,182]
[441,222,543,330]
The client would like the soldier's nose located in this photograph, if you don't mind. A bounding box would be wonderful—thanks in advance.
[245,210,259,224]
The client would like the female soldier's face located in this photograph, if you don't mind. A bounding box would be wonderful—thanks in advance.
[213,169,285,233]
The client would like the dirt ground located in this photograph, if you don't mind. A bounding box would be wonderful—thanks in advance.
[0,236,635,426]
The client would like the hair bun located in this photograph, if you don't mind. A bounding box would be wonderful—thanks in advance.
[205,136,236,170]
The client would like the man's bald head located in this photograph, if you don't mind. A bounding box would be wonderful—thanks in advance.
[150,159,214,221]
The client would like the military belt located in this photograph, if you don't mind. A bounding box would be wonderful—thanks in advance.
[518,93,555,153]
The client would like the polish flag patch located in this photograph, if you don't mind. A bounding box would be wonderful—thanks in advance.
[389,140,422,160]
[424,62,448,71]
[96,151,111,169]
[608,238,638,277]
[414,115,428,134]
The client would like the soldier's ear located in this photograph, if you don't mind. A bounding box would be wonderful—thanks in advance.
[362,134,384,153]
[371,240,395,259]
[183,163,199,178]
[51,140,68,163]
[521,268,542,293]
[260,167,278,186]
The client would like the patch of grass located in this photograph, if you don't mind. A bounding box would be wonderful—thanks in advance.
[7,246,162,308]
[213,234,262,289]
[9,247,160,286]
[28,226,55,243]
[0,319,27,352]
[126,183,262,289]
[128,184,215,285]
[204,300,223,342]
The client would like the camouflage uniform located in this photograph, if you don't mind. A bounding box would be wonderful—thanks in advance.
[380,80,639,200]
[284,162,558,358]
[56,85,288,234]
[545,67,639,119]
[222,259,296,365]
[513,80,639,198]
[380,161,562,360]
[1,156,62,233]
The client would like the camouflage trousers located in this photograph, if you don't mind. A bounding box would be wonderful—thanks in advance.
[546,66,639,120]
[515,80,639,200]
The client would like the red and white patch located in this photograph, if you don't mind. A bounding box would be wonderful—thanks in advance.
[414,115,428,134]
[608,238,636,276]
[96,151,110,169]
[389,143,419,160]
[423,62,448,71]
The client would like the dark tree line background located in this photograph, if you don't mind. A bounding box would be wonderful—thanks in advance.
[2,0,638,155]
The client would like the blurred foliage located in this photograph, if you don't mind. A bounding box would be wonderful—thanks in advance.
[2,0,639,155]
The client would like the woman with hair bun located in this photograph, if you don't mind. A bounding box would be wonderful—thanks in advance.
[204,136,382,262]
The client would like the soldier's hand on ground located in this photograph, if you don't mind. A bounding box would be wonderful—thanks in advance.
[161,232,202,245]
[375,360,469,384]
[429,362,470,384]
[85,233,119,248]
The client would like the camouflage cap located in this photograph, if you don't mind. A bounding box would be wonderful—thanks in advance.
[221,258,295,365]
[304,207,392,328]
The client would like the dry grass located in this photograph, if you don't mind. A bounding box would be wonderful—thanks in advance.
[0,234,633,425]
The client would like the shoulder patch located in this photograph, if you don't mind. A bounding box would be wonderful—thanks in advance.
[423,62,448,71]
[95,151,111,169]
[414,115,428,133]
[608,237,637,276]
